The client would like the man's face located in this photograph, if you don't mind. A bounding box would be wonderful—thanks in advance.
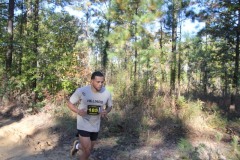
[91,76,105,92]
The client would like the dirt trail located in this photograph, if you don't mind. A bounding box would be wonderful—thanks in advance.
[0,106,178,160]
[0,112,75,160]
[0,103,232,160]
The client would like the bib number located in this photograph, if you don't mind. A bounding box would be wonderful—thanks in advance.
[87,105,101,115]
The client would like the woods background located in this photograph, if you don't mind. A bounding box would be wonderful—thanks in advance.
[1,0,240,159]
[1,0,239,112]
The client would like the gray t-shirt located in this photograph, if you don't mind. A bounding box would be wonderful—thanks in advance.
[69,85,113,132]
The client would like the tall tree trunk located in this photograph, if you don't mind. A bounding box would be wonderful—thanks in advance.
[177,18,182,98]
[6,0,14,73]
[86,7,89,37]
[159,20,165,91]
[32,0,39,102]
[102,0,111,73]
[170,3,177,95]
[224,68,228,97]
[3,0,14,99]
[203,35,208,95]
[133,3,139,96]
[102,20,110,73]
[230,7,240,112]
[134,36,138,95]
[18,0,25,75]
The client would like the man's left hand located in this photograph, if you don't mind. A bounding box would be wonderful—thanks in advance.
[101,109,108,118]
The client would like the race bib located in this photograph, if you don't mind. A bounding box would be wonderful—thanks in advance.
[87,105,101,115]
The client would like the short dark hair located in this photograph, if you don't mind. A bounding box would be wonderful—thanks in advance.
[91,71,104,79]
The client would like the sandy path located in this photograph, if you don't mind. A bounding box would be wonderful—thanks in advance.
[0,112,77,160]
[0,104,232,160]
[0,111,177,160]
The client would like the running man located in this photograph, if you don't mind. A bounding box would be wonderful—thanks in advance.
[67,71,113,160]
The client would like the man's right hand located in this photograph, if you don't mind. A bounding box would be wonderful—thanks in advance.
[77,109,87,116]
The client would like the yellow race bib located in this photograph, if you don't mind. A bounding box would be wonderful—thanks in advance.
[87,105,101,115]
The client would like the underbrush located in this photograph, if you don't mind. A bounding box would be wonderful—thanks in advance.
[44,91,240,159]
[2,87,239,159]
[103,93,240,159]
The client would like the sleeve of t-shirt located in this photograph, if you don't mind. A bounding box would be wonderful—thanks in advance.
[69,88,82,104]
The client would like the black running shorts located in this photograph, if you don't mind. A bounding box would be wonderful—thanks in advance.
[77,130,98,141]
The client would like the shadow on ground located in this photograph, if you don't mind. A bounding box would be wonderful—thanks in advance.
[0,103,24,128]
[0,99,215,160]
[89,100,189,160]
[0,112,77,160]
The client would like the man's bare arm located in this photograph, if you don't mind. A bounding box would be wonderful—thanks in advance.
[67,101,86,116]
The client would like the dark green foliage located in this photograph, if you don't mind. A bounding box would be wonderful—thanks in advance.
[0,0,240,114]
[0,0,81,107]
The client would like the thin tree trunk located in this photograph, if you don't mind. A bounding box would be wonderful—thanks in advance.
[133,3,139,96]
[6,0,14,73]
[159,20,164,91]
[3,0,14,99]
[230,8,240,112]
[32,0,39,102]
[203,35,208,95]
[18,0,25,75]
[170,4,177,95]
[134,41,138,95]
[224,69,228,97]
[101,0,111,73]
[102,20,110,72]
[177,18,182,98]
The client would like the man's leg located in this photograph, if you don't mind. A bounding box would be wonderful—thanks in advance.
[91,140,96,150]
[79,135,93,160]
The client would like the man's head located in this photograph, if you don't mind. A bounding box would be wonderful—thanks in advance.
[91,71,105,92]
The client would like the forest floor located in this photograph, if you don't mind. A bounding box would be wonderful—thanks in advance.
[0,100,238,160]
